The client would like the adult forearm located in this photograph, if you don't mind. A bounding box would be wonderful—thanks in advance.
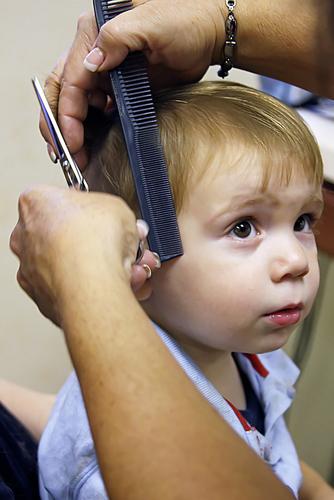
[58,272,293,500]
[41,0,334,169]
[0,379,55,441]
[235,0,334,97]
[91,0,334,96]
[299,461,334,500]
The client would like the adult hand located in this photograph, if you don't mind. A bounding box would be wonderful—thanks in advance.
[40,0,226,168]
[9,186,159,325]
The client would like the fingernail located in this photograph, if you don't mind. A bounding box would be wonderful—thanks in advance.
[83,47,105,72]
[47,143,58,163]
[152,252,161,269]
[142,264,152,279]
[136,219,149,238]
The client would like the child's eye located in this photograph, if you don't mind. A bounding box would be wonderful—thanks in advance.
[229,219,258,239]
[294,214,315,233]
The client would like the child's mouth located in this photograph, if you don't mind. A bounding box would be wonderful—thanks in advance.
[264,303,303,327]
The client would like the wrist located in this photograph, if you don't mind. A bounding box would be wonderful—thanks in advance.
[57,266,140,369]
[217,0,238,78]
[211,0,227,66]
[220,0,318,84]
[54,253,130,322]
[214,0,264,71]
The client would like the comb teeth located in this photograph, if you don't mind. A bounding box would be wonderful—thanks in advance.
[100,0,133,22]
[94,0,133,29]
[93,0,183,261]
[132,128,180,257]
[119,55,156,127]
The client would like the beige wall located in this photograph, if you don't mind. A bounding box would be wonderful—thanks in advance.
[0,0,90,392]
[1,0,333,483]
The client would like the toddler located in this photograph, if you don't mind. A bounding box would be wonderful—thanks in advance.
[38,81,324,498]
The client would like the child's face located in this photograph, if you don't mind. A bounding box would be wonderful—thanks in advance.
[143,156,323,354]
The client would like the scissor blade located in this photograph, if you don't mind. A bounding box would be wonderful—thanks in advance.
[32,77,89,192]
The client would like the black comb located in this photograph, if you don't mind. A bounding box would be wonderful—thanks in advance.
[93,0,183,262]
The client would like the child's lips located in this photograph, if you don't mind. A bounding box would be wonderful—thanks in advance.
[264,303,303,327]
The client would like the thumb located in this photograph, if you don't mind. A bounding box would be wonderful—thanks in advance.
[84,2,167,72]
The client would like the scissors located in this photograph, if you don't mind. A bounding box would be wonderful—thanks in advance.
[32,77,89,192]
[31,77,144,263]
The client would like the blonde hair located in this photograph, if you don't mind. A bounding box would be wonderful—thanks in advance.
[90,81,323,215]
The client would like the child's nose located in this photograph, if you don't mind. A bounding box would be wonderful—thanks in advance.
[269,238,310,283]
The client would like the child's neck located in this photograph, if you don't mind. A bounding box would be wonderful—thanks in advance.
[175,336,246,410]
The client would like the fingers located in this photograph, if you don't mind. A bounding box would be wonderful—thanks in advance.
[41,0,222,172]
[16,267,35,301]
[83,0,154,73]
[65,4,160,111]
[139,250,161,275]
[134,218,161,271]
[41,12,103,169]
[131,249,161,301]
[44,59,64,117]
[10,210,37,303]
[39,57,64,149]
[131,272,152,301]
[85,0,219,77]
[10,216,37,302]
[59,12,108,161]
[9,223,21,258]
[47,144,58,164]
[84,3,164,74]
[9,191,32,259]
[136,219,149,241]
[57,84,88,163]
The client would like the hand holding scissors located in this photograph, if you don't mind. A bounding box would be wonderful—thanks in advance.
[32,77,145,264]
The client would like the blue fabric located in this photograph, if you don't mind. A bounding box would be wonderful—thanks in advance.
[39,324,302,499]
[0,403,40,499]
[260,76,334,119]
[238,361,265,435]
[260,76,313,106]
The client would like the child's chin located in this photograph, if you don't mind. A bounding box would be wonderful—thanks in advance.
[241,329,292,355]
[256,330,294,353]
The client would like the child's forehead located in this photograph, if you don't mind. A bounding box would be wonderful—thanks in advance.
[190,143,321,190]
[183,153,323,216]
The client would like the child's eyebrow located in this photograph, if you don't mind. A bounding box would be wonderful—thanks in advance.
[230,193,323,210]
[227,194,280,211]
[213,193,324,219]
